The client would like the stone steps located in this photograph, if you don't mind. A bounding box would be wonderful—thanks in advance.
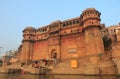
[55,62,70,69]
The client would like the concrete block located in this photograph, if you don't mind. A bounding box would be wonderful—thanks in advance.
[84,67,99,75]
[30,68,40,74]
[89,57,100,64]
[100,67,116,75]
[116,60,120,75]
[99,62,113,67]
[30,68,46,75]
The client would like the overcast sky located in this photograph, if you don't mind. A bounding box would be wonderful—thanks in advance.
[0,0,120,56]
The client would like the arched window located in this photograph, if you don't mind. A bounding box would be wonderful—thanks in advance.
[51,49,57,59]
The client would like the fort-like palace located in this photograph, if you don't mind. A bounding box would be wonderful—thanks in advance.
[8,8,120,75]
[20,8,104,62]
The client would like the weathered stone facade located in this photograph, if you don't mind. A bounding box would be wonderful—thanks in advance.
[20,8,105,63]
[107,25,120,59]
[108,25,120,42]
[3,8,120,75]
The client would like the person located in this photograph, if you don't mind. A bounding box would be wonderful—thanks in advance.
[20,63,25,74]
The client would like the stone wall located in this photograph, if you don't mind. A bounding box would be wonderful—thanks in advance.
[61,33,85,59]
[33,39,48,60]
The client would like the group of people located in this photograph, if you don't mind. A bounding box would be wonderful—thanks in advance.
[20,59,56,69]
[32,60,47,68]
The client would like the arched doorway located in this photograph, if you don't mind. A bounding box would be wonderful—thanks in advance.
[51,49,57,59]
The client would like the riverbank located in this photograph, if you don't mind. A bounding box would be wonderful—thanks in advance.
[0,73,119,79]
[0,60,120,75]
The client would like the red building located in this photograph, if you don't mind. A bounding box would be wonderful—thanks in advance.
[20,8,104,63]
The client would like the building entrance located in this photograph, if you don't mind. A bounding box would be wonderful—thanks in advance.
[51,49,57,59]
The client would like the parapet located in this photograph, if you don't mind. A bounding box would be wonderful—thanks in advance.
[23,26,36,32]
[22,8,102,41]
[61,17,80,28]
[37,26,48,33]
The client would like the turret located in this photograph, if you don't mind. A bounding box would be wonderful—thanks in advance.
[81,8,101,29]
[23,26,36,41]
[81,8,104,62]
[20,26,36,62]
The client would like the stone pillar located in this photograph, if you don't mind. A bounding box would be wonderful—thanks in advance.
[21,41,33,61]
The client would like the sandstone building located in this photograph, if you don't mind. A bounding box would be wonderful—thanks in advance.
[3,8,120,75]
[108,25,120,42]
[20,8,105,62]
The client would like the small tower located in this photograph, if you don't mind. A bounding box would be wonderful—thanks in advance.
[81,8,104,59]
[81,8,101,28]
[20,27,35,62]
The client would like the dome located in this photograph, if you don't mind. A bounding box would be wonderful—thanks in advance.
[81,8,101,17]
[82,8,96,13]
[23,26,36,32]
[24,26,35,30]
[50,20,61,24]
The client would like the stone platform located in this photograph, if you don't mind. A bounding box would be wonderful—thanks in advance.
[0,61,120,75]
